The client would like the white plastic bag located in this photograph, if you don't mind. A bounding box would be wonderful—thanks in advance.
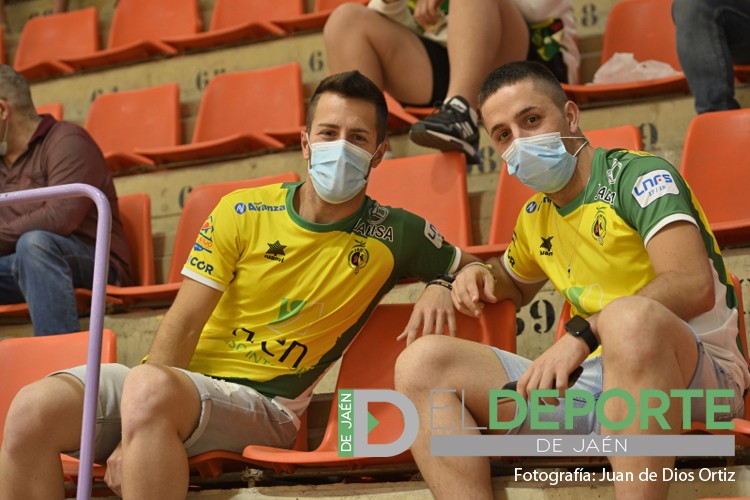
[591,52,682,85]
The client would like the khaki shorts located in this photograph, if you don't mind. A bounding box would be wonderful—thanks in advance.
[52,363,298,464]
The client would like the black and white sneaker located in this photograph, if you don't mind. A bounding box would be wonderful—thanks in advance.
[409,95,480,164]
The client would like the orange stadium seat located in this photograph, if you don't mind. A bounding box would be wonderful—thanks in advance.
[13,7,99,80]
[106,173,300,306]
[735,65,750,83]
[367,152,473,248]
[112,193,155,289]
[467,125,643,259]
[137,63,304,165]
[383,91,419,129]
[84,83,181,172]
[0,330,117,488]
[561,0,689,104]
[0,26,7,65]
[61,0,201,72]
[271,0,368,33]
[679,108,750,246]
[241,300,516,473]
[163,0,303,52]
[36,102,63,120]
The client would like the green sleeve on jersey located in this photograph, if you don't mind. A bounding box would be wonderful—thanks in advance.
[388,207,457,280]
[616,154,696,242]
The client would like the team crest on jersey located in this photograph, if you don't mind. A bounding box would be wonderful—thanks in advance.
[194,216,215,253]
[606,158,622,184]
[368,202,389,224]
[526,201,538,213]
[539,236,554,256]
[348,239,369,274]
[265,240,287,263]
[592,208,607,245]
[632,169,679,208]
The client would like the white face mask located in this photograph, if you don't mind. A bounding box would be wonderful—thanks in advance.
[502,132,587,193]
[308,138,375,204]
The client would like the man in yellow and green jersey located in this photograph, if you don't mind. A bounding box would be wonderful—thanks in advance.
[396,61,749,500]
[0,71,475,500]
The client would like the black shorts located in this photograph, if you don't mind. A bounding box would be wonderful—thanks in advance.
[406,36,450,108]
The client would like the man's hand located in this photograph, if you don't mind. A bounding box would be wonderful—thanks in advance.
[413,0,444,30]
[516,316,598,399]
[451,265,497,317]
[398,283,457,345]
[104,442,123,497]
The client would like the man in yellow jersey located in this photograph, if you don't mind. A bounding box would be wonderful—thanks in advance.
[0,71,476,500]
[395,61,749,500]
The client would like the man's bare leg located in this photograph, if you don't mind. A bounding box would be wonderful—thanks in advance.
[0,375,85,500]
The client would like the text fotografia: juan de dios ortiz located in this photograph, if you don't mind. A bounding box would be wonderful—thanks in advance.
[514,467,736,485]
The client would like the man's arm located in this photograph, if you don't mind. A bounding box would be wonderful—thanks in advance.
[452,255,546,316]
[146,278,223,368]
[635,221,714,320]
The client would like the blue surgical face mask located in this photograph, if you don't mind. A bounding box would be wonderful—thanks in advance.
[308,138,375,204]
[502,132,587,193]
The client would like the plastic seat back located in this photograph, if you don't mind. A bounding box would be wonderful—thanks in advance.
[680,108,750,244]
[210,0,303,30]
[601,0,681,70]
[192,63,303,144]
[85,83,181,168]
[366,152,472,247]
[36,102,63,120]
[488,125,644,250]
[166,173,300,283]
[116,193,154,287]
[13,7,99,78]
[0,330,117,449]
[108,0,201,49]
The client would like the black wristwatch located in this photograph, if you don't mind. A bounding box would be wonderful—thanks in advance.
[435,273,455,283]
[565,315,599,354]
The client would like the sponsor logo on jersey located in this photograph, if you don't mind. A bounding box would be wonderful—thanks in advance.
[348,239,369,274]
[632,170,679,208]
[368,202,389,224]
[526,201,538,213]
[594,185,616,205]
[424,220,444,249]
[539,236,554,256]
[353,219,394,242]
[606,158,622,184]
[245,202,286,212]
[265,240,287,263]
[195,216,215,253]
[592,207,607,245]
[188,257,214,275]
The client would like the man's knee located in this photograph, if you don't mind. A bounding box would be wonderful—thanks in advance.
[120,365,198,438]
[3,375,82,453]
[395,335,457,393]
[324,3,374,40]
[598,296,672,365]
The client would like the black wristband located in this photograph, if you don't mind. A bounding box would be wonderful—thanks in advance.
[427,279,453,291]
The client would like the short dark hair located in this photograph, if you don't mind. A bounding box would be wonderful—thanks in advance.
[478,61,568,110]
[0,65,35,114]
[307,71,388,144]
